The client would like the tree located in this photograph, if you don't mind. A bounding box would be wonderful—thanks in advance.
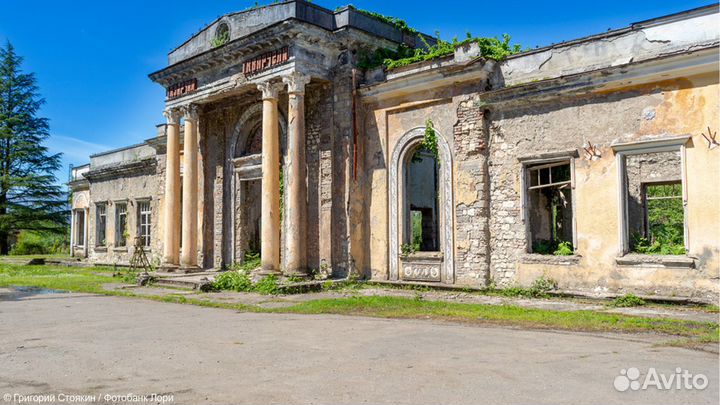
[0,41,66,254]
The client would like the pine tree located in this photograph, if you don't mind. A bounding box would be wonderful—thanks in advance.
[0,41,66,254]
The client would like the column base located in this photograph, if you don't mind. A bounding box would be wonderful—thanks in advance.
[178,265,203,274]
[283,269,310,279]
[158,264,180,273]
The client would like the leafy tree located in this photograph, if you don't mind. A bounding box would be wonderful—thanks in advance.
[0,41,66,254]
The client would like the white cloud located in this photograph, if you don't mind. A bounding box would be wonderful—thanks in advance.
[46,134,112,164]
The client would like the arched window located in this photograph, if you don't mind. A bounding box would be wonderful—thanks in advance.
[404,146,439,252]
[389,127,454,283]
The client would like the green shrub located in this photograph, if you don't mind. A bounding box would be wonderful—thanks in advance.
[611,294,646,308]
[10,230,69,255]
[254,274,280,295]
[553,241,574,256]
[213,269,253,292]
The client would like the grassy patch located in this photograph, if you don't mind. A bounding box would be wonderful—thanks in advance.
[281,296,718,342]
[0,264,114,293]
[2,264,717,347]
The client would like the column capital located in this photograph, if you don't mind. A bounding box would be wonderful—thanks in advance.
[163,108,181,125]
[283,72,311,95]
[181,104,199,122]
[257,81,282,100]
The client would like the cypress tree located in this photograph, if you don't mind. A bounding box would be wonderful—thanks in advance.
[0,41,66,254]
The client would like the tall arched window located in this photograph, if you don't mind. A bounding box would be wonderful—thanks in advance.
[405,146,439,252]
[389,127,454,283]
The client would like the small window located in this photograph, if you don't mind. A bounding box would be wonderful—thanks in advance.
[137,200,151,248]
[525,161,574,255]
[96,204,107,246]
[211,23,230,47]
[115,203,128,247]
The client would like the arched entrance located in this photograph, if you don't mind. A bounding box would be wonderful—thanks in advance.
[389,127,454,283]
[225,103,287,266]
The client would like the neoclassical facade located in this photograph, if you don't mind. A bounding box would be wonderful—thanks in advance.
[69,2,720,302]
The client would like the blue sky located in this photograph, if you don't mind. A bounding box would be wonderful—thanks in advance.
[0,0,710,181]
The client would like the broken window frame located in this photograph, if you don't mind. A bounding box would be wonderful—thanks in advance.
[519,151,578,255]
[612,135,690,256]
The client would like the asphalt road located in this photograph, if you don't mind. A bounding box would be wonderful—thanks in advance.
[0,288,717,405]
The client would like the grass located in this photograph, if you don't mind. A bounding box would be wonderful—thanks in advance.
[1,264,718,348]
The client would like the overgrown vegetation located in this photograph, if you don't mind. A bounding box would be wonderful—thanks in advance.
[532,240,574,256]
[611,294,647,308]
[210,30,229,48]
[496,275,558,298]
[359,33,522,70]
[630,183,685,255]
[421,118,439,160]
[354,7,417,34]
[211,252,280,294]
[9,229,68,255]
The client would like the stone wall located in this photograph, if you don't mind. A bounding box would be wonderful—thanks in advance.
[452,96,491,285]
[86,167,162,266]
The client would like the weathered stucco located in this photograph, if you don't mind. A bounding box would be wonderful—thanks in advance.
[69,3,719,302]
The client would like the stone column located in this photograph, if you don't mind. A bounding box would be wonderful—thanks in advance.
[162,109,181,266]
[282,72,311,276]
[180,105,199,269]
[257,81,282,275]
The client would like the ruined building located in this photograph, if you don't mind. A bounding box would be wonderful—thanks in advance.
[68,2,720,302]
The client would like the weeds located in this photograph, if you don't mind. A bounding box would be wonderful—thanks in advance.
[611,294,647,308]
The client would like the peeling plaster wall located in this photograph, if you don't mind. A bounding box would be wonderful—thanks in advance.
[489,73,719,301]
[500,10,719,86]
[85,171,162,266]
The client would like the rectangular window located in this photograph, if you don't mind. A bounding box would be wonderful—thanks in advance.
[115,203,127,247]
[137,200,151,248]
[524,160,575,255]
[96,204,107,247]
[625,151,684,254]
[614,136,688,256]
[75,210,85,247]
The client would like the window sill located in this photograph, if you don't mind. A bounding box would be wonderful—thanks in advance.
[400,251,444,262]
[94,246,107,252]
[615,254,695,269]
[113,247,128,252]
[520,254,581,266]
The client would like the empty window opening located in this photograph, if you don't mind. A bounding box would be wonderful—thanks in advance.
[525,161,574,255]
[96,204,107,246]
[405,147,439,252]
[625,151,685,255]
[115,203,128,247]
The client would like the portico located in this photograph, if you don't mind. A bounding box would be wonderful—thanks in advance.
[160,72,312,275]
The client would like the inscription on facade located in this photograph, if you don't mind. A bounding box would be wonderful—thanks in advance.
[166,79,197,99]
[243,47,290,77]
[402,263,441,282]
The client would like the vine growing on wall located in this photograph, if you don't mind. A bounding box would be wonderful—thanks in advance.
[421,118,439,161]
